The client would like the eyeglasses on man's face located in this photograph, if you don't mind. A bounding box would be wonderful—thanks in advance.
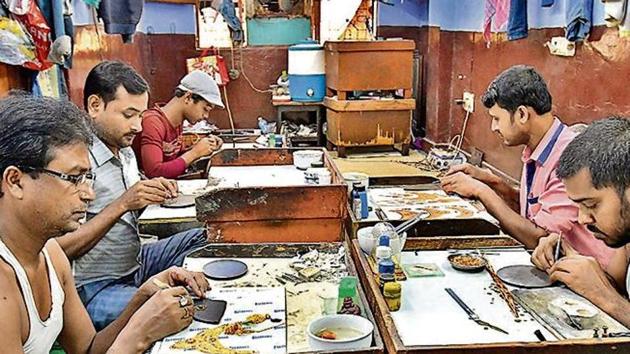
[21,166,96,188]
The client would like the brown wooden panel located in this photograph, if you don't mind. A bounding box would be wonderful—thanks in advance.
[209,148,295,166]
[196,185,346,222]
[327,109,412,146]
[205,219,343,243]
[325,40,415,92]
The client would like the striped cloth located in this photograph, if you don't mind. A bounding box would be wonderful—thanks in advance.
[484,0,510,46]
[73,135,142,287]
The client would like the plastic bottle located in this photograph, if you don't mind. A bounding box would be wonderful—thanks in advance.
[353,185,369,219]
[352,183,362,219]
[376,235,396,293]
[257,116,269,134]
[378,256,396,292]
[275,134,284,147]
[268,133,275,147]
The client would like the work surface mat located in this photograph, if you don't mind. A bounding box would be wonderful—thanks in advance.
[391,249,554,346]
[151,287,286,354]
[332,150,440,178]
[514,287,628,339]
[208,165,308,188]
[365,187,496,223]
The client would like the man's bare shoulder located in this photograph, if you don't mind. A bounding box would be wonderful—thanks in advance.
[44,239,72,285]
[0,253,25,343]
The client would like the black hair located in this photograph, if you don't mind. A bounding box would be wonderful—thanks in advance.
[174,87,205,104]
[83,60,149,109]
[482,65,552,116]
[0,96,94,197]
[557,117,630,196]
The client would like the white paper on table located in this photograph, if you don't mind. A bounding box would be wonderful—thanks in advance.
[208,165,308,188]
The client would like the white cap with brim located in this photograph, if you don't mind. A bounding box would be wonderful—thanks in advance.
[178,70,225,108]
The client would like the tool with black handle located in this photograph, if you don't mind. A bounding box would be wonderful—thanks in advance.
[445,287,509,335]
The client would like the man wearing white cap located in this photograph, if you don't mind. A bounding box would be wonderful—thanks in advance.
[133,70,225,178]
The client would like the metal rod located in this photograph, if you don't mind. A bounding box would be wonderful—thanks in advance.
[554,233,563,263]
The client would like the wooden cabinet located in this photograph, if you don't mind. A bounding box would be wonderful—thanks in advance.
[0,63,28,96]
[323,40,416,156]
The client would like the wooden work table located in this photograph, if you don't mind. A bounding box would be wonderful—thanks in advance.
[150,242,385,354]
[350,238,630,353]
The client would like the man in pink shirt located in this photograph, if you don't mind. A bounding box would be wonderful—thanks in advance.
[441,65,613,268]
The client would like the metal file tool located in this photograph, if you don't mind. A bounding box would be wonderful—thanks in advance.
[445,287,509,335]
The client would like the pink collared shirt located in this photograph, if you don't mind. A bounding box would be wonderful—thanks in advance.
[520,118,614,268]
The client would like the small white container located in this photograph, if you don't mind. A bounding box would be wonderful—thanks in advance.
[317,169,331,185]
[294,150,324,170]
[358,226,407,257]
[357,226,377,255]
[307,314,374,351]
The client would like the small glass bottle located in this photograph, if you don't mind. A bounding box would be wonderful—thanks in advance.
[378,248,395,292]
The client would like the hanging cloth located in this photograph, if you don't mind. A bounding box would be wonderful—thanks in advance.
[566,0,594,42]
[483,0,510,46]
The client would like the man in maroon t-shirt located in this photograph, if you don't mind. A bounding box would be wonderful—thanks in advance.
[133,71,224,178]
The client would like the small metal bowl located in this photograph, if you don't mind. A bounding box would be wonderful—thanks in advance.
[448,253,487,273]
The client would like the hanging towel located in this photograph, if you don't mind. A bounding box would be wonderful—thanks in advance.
[483,0,510,46]
[566,0,593,42]
[508,0,528,40]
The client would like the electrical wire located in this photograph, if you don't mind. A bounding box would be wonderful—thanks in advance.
[222,85,237,148]
[238,46,273,94]
[452,109,471,161]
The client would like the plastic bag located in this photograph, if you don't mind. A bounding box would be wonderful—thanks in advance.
[0,5,37,67]
[0,1,52,70]
[186,49,230,86]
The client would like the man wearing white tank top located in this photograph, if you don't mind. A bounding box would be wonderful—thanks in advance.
[537,117,630,328]
[0,95,205,353]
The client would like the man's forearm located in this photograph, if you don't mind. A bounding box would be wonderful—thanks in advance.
[57,200,128,260]
[593,289,630,328]
[91,288,152,354]
[478,188,546,249]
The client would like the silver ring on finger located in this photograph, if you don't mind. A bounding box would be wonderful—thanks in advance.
[179,295,190,307]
